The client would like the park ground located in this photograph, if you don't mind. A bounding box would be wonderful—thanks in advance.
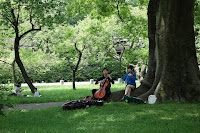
[0,83,200,133]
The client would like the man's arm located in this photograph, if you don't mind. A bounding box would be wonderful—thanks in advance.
[95,76,104,84]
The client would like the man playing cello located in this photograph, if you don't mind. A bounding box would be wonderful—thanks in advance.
[92,68,114,100]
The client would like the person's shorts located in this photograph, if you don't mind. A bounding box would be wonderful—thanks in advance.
[127,84,136,89]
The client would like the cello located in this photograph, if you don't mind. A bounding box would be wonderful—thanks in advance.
[94,71,112,99]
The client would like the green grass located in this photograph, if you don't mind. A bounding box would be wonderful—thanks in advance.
[1,83,200,133]
[4,83,127,105]
[1,103,200,133]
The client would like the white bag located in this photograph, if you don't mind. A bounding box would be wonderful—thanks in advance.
[148,95,157,104]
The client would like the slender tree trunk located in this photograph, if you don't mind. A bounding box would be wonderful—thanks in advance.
[72,69,76,90]
[11,58,17,85]
[70,43,85,90]
[9,8,40,93]
[14,37,36,93]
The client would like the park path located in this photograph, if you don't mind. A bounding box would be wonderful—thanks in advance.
[4,101,67,112]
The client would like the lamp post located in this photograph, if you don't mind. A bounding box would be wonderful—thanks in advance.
[115,46,124,55]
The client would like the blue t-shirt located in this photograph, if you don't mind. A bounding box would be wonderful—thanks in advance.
[122,72,136,85]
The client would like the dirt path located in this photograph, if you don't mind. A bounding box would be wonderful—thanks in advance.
[4,101,68,111]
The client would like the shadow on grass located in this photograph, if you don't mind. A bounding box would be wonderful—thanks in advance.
[1,102,199,133]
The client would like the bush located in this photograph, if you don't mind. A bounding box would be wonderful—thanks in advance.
[0,84,13,115]
[0,59,127,83]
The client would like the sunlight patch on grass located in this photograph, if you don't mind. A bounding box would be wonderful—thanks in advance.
[147,109,157,114]
[160,116,173,120]
[91,121,106,130]
[185,112,199,117]
[71,110,89,119]
[55,112,63,119]
[76,126,87,130]
[20,109,29,113]
[136,111,147,115]
[106,115,115,122]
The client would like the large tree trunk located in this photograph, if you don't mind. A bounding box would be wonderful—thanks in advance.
[15,37,36,93]
[150,0,200,101]
[107,0,200,102]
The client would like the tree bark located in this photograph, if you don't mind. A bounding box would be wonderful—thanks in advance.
[150,0,200,101]
[107,0,200,102]
[72,69,76,90]
[9,8,41,93]
[71,43,85,90]
[14,37,36,93]
[11,58,17,85]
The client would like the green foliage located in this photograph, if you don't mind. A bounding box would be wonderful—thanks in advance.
[0,3,149,83]
[65,0,95,25]
[0,51,126,83]
[95,0,116,17]
[0,64,13,84]
[195,0,200,63]
[0,84,13,115]
[79,59,126,81]
[138,0,149,6]
[195,0,200,26]
[0,0,67,29]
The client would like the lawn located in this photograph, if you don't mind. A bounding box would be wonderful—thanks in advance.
[1,83,200,133]
[4,83,127,105]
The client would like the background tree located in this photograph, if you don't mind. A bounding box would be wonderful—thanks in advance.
[0,0,151,86]
[0,0,66,93]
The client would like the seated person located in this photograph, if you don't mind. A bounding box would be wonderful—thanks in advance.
[92,68,114,100]
[121,65,136,100]
[34,88,40,97]
[14,82,24,95]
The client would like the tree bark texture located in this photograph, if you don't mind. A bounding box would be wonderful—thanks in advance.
[107,0,200,102]
[151,0,200,101]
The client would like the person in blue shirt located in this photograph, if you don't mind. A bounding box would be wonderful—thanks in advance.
[121,65,136,100]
